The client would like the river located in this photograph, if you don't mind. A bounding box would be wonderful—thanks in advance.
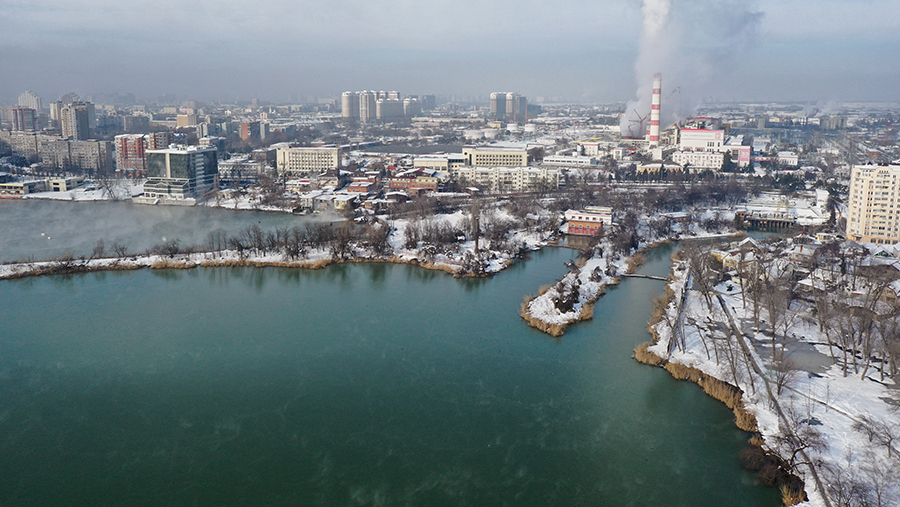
[0,201,779,506]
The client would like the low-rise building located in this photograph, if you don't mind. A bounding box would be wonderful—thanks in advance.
[671,149,725,169]
[218,157,266,182]
[542,155,598,167]
[47,176,85,192]
[347,180,376,194]
[387,168,445,193]
[456,166,558,193]
[0,180,46,195]
[564,207,613,236]
[413,154,466,172]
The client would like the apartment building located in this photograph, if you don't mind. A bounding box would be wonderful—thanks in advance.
[115,132,174,173]
[275,145,341,176]
[456,166,558,193]
[461,146,528,168]
[847,164,900,244]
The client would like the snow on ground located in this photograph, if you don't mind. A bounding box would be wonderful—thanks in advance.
[24,181,144,201]
[386,210,553,275]
[648,259,899,507]
[0,209,555,280]
[525,238,629,327]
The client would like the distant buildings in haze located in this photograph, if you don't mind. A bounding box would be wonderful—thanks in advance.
[489,92,527,123]
[341,91,434,122]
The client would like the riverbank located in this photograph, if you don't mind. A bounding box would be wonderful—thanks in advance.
[634,242,900,507]
[632,250,806,504]
[0,209,553,281]
[519,232,739,337]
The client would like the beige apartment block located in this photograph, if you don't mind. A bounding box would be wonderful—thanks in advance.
[456,166,558,192]
[276,146,341,176]
[461,146,528,168]
[847,164,900,244]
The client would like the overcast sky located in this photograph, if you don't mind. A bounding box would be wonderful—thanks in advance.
[2,0,899,105]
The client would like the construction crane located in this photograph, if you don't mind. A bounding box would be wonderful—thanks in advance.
[627,109,650,139]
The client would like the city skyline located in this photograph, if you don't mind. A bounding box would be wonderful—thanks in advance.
[2,0,899,105]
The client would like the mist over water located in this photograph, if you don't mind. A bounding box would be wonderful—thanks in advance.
[0,200,323,262]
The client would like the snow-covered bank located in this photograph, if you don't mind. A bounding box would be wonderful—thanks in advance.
[520,226,743,337]
[0,210,556,281]
[520,239,632,336]
[638,249,900,507]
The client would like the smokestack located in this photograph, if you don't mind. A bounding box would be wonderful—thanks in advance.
[648,73,661,147]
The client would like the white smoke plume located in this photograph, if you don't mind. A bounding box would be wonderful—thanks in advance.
[620,0,763,137]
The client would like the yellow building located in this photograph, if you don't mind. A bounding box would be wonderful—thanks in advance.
[47,176,85,191]
[276,145,341,176]
[847,164,900,244]
[461,146,528,167]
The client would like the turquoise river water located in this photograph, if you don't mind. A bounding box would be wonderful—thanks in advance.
[0,201,779,506]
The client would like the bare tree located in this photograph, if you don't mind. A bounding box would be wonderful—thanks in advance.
[111,241,128,258]
[685,244,718,311]
[772,356,799,396]
[91,239,105,259]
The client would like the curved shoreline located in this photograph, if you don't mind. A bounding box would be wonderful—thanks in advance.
[632,248,808,506]
[518,238,675,337]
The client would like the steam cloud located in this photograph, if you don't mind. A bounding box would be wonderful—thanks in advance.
[620,0,763,137]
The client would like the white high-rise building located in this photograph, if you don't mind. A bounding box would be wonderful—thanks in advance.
[375,99,404,121]
[341,92,360,120]
[358,91,377,123]
[18,91,42,111]
[490,92,527,123]
[846,164,900,245]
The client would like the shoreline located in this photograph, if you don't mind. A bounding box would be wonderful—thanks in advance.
[632,247,810,506]
[0,248,519,282]
[518,237,678,337]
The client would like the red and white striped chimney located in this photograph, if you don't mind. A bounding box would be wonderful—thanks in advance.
[648,73,661,147]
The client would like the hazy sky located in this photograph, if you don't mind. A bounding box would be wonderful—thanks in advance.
[2,0,899,105]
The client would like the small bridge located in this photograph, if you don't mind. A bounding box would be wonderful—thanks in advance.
[620,273,667,281]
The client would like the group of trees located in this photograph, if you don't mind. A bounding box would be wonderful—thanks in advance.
[141,222,393,262]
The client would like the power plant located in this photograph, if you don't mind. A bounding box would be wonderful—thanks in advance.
[648,73,661,147]
[621,73,663,145]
